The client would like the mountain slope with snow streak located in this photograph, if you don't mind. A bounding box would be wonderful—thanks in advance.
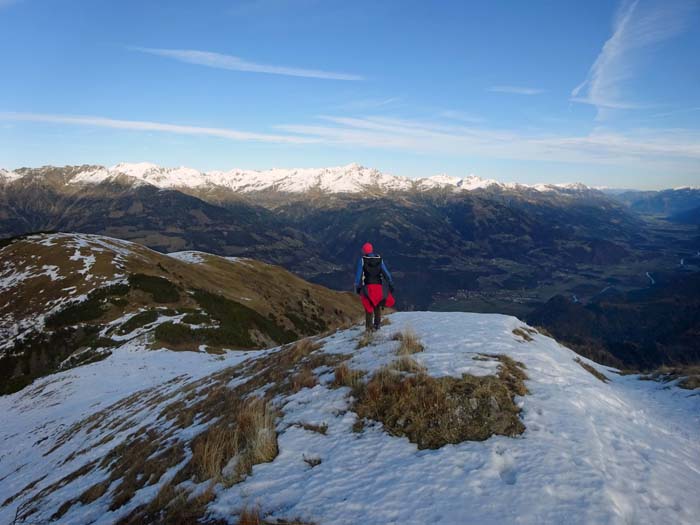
[8,162,596,195]
[0,232,360,394]
[1,312,698,525]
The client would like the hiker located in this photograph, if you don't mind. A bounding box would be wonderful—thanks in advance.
[354,242,395,331]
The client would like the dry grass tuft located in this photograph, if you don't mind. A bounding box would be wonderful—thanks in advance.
[26,336,348,523]
[392,330,424,355]
[639,364,700,390]
[512,327,534,342]
[491,354,529,397]
[236,506,316,525]
[191,396,278,486]
[332,362,365,389]
[390,356,426,374]
[356,331,374,349]
[291,366,318,393]
[680,375,700,389]
[351,419,365,433]
[296,422,328,435]
[118,483,218,525]
[532,325,553,338]
[351,354,528,449]
[237,505,264,525]
[79,480,110,504]
[574,357,609,383]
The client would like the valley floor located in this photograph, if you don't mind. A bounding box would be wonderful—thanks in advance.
[1,313,699,524]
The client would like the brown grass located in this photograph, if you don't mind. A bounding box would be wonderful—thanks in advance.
[351,419,365,433]
[574,357,609,383]
[356,331,374,349]
[392,330,424,355]
[24,338,349,523]
[291,366,318,392]
[332,362,365,389]
[1,474,47,508]
[79,480,110,504]
[236,506,316,525]
[640,365,700,390]
[118,483,219,525]
[351,355,528,449]
[533,325,554,338]
[512,327,534,342]
[191,397,278,486]
[238,506,264,525]
[296,422,328,435]
[390,356,426,374]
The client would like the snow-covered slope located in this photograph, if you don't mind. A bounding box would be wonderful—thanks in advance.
[7,162,596,195]
[0,168,20,183]
[1,312,698,524]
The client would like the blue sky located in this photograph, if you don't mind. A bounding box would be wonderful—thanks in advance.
[1,0,698,189]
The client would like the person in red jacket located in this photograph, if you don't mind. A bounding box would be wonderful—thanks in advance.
[354,242,395,331]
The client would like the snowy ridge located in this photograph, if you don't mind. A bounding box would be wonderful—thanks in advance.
[6,162,596,195]
[1,312,698,524]
[0,167,20,182]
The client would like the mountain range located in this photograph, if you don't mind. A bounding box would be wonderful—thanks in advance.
[1,175,698,524]
[2,163,699,370]
[1,162,596,195]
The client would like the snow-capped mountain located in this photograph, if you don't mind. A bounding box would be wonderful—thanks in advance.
[9,162,595,195]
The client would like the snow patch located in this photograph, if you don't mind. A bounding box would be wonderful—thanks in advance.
[167,251,209,264]
[1,312,698,525]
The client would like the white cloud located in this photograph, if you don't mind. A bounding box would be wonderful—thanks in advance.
[0,112,315,144]
[276,114,700,168]
[3,111,698,173]
[334,97,401,111]
[131,47,363,81]
[489,85,544,95]
[572,0,695,115]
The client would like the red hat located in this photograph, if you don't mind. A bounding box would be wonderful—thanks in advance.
[362,242,373,254]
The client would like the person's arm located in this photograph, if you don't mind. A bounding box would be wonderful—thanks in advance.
[354,258,364,291]
[381,260,394,289]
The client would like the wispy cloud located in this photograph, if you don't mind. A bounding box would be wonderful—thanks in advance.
[131,47,363,81]
[3,111,698,172]
[276,114,700,168]
[649,106,700,119]
[0,112,314,144]
[334,97,401,111]
[489,85,544,95]
[572,0,695,115]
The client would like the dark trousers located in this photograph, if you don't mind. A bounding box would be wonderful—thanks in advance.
[365,306,381,331]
